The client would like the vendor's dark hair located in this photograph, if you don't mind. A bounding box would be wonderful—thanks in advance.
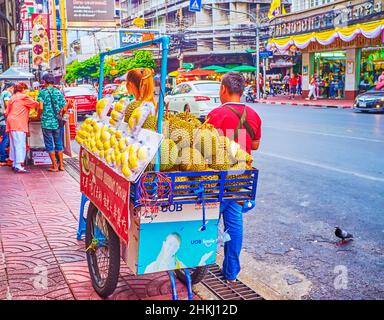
[221,72,245,95]
[3,82,15,90]
[42,72,55,84]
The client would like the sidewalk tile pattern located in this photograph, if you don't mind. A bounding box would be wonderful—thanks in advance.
[0,167,194,300]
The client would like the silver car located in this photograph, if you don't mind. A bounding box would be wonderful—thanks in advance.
[164,81,221,120]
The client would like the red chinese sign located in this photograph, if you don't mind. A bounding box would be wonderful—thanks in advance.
[80,148,130,244]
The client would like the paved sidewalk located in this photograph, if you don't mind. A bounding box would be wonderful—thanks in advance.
[256,95,354,109]
[0,166,192,300]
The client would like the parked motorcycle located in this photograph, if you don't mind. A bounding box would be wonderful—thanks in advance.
[243,86,256,102]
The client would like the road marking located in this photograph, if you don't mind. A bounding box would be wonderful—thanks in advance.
[258,151,384,183]
[263,126,384,143]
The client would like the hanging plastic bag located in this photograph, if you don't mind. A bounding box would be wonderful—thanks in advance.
[217,220,231,247]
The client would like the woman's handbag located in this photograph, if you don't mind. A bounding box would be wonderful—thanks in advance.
[47,88,66,128]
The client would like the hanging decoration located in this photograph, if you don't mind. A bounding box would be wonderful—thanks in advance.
[267,19,384,51]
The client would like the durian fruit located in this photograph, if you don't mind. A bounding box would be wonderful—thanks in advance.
[160,139,178,171]
[196,171,219,192]
[174,176,189,195]
[142,114,157,131]
[193,127,219,159]
[179,147,207,171]
[122,164,132,178]
[226,162,252,191]
[236,148,253,167]
[96,97,112,118]
[143,175,155,191]
[170,128,192,148]
[210,148,231,170]
[124,101,141,123]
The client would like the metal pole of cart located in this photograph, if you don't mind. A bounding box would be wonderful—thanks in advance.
[96,37,169,172]
[155,37,170,172]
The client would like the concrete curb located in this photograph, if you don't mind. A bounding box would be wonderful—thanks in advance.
[196,248,313,300]
[255,100,352,109]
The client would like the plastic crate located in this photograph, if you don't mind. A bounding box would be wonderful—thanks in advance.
[132,168,259,207]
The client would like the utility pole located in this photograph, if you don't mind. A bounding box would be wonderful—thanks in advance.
[203,4,263,99]
[256,3,260,100]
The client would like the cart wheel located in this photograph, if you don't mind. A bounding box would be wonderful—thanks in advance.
[85,202,120,297]
[174,266,208,285]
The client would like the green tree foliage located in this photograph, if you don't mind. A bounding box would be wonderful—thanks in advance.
[64,50,156,82]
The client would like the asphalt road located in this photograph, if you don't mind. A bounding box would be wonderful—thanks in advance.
[246,103,384,299]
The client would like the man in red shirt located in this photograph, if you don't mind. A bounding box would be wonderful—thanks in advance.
[206,72,262,282]
[207,73,261,153]
[289,73,298,99]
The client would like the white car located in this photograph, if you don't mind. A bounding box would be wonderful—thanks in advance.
[164,81,221,120]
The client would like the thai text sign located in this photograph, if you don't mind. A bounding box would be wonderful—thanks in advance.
[31,14,50,69]
[80,148,130,244]
[66,0,116,27]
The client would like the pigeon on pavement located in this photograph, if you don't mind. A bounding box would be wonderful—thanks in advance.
[335,227,354,241]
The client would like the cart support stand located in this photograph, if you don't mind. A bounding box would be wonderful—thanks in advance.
[184,269,194,300]
[77,194,89,240]
[168,271,178,300]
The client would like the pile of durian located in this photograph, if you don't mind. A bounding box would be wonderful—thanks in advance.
[76,97,254,189]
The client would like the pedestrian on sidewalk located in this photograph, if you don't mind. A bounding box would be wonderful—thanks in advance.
[37,73,67,172]
[0,82,15,166]
[289,74,298,99]
[297,73,302,95]
[306,75,318,101]
[283,74,290,95]
[268,76,275,96]
[258,73,264,97]
[206,72,262,283]
[5,82,39,173]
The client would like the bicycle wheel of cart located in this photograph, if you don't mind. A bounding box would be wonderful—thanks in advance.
[85,202,120,297]
[174,266,208,285]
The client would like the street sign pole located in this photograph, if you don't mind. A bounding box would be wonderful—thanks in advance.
[256,3,260,100]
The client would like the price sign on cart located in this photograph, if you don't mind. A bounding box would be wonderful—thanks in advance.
[80,148,130,244]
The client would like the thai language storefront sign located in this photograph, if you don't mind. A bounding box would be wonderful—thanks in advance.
[80,148,130,244]
[66,0,116,27]
[270,0,384,38]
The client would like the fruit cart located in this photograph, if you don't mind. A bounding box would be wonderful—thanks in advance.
[79,37,259,299]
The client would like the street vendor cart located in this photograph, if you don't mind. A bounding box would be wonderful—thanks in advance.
[78,37,259,299]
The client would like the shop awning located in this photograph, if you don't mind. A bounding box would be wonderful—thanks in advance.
[0,65,35,80]
[231,65,257,72]
[168,70,180,77]
[267,19,384,51]
[201,65,223,70]
[214,67,232,73]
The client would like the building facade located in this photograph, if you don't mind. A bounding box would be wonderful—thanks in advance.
[0,0,18,71]
[268,0,384,99]
[291,0,335,12]
[120,0,277,70]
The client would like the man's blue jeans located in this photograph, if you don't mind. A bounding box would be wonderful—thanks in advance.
[42,128,63,152]
[0,125,9,161]
[220,201,243,281]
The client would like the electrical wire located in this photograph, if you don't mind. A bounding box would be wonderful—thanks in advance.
[138,172,173,211]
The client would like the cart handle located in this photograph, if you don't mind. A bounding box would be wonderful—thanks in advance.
[97,36,170,173]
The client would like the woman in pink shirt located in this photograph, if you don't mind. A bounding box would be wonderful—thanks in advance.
[5,82,39,173]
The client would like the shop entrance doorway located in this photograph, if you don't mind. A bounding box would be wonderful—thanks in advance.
[314,51,346,99]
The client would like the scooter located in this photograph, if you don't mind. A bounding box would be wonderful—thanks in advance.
[244,86,256,102]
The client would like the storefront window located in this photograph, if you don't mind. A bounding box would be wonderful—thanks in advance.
[314,51,346,99]
[360,46,384,93]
